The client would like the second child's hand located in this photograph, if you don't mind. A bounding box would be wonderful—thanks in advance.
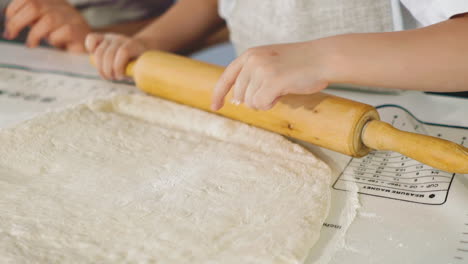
[4,0,91,52]
[86,33,148,80]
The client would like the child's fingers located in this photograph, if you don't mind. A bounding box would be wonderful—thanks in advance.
[251,82,282,110]
[85,33,104,53]
[263,96,282,111]
[211,56,245,111]
[114,44,133,80]
[244,76,263,109]
[231,66,250,105]
[94,40,111,79]
[47,24,71,49]
[5,2,39,39]
[5,0,29,19]
[26,15,53,48]
[102,42,121,80]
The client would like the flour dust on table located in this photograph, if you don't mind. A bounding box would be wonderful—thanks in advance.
[0,95,331,264]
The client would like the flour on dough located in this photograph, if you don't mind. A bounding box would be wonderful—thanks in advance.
[0,95,331,264]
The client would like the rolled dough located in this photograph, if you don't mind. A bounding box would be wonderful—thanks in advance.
[0,95,331,263]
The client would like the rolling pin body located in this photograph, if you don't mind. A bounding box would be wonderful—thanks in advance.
[102,51,467,173]
[131,51,379,157]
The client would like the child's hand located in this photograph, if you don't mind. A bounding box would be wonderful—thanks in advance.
[211,42,334,111]
[85,33,148,80]
[4,0,90,52]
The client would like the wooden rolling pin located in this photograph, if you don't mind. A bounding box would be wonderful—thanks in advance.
[92,51,468,173]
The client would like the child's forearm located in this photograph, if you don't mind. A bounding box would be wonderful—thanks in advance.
[94,19,153,36]
[321,16,468,92]
[133,0,224,54]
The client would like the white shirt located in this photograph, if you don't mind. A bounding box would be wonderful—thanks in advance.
[394,0,468,30]
[220,0,468,32]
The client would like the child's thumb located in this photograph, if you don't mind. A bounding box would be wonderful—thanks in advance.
[85,33,104,53]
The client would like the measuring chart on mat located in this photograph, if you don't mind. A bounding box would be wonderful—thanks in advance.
[334,105,467,205]
[455,212,468,262]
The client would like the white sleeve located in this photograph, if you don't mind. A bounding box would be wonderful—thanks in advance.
[400,0,468,26]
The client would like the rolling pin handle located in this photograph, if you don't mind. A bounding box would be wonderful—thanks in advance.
[361,120,468,174]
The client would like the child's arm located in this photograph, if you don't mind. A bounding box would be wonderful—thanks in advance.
[328,14,468,93]
[94,19,155,37]
[86,0,223,80]
[211,15,468,111]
